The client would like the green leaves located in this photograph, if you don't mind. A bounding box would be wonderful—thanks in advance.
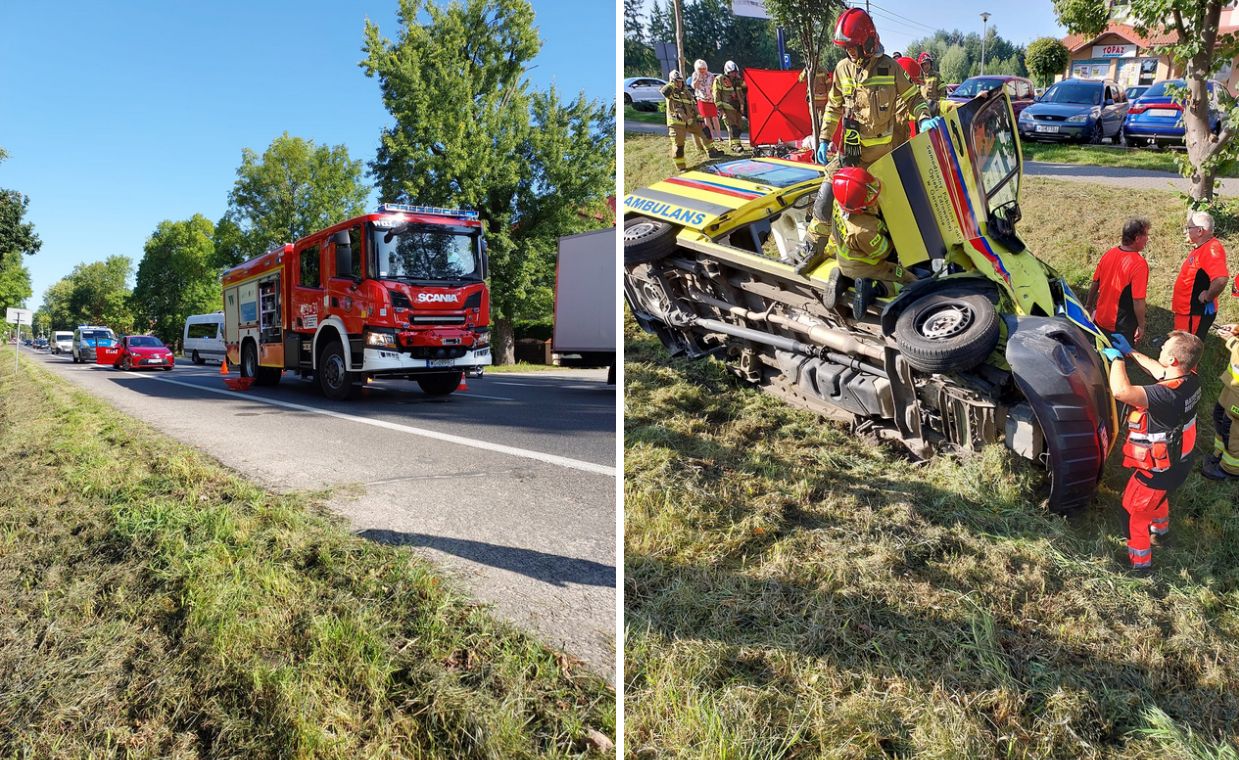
[1025,38,1070,88]
[131,215,219,345]
[38,256,136,334]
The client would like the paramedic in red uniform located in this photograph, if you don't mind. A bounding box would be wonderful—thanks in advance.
[1103,330,1204,572]
[1172,211,1230,339]
[1086,217,1150,346]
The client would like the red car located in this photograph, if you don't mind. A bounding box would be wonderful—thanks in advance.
[97,335,176,371]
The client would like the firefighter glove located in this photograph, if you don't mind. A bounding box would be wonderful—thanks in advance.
[1109,333,1135,356]
[1205,300,1217,316]
[843,128,862,165]
[1101,347,1123,362]
[816,141,831,165]
[919,116,944,132]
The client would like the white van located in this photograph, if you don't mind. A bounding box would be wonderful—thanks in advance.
[51,331,74,355]
[183,312,225,364]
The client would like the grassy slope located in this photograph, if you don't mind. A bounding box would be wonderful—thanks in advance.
[624,133,1239,757]
[0,353,613,758]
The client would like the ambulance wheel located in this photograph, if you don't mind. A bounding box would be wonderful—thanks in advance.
[417,372,462,396]
[624,217,678,266]
[894,292,1000,373]
[317,340,357,400]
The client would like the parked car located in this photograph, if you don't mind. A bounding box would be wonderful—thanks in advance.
[947,75,1037,117]
[183,312,225,364]
[624,77,667,111]
[71,325,117,364]
[1124,85,1150,101]
[51,330,73,354]
[1018,78,1129,143]
[33,338,48,350]
[944,83,960,95]
[1122,79,1231,148]
[98,334,175,371]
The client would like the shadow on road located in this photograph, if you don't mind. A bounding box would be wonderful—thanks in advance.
[358,529,616,588]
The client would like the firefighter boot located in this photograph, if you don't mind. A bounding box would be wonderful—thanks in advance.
[728,126,743,153]
[852,278,886,320]
[673,144,687,172]
[707,145,725,159]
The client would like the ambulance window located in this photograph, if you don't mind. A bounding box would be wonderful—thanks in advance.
[300,245,320,288]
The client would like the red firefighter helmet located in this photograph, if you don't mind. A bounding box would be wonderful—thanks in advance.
[918,51,935,66]
[833,8,880,58]
[832,166,882,214]
[895,56,923,84]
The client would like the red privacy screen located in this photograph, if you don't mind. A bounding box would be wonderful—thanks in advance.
[744,68,812,146]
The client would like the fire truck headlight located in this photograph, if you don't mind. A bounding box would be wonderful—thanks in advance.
[365,330,396,348]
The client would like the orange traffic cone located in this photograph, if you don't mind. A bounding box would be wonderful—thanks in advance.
[220,358,229,375]
[457,374,468,392]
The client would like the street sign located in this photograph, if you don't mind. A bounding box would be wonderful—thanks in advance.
[5,308,32,325]
[732,0,769,19]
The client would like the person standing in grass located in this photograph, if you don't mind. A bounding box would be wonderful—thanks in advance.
[1103,330,1204,572]
[1203,319,1239,481]
[1172,211,1230,339]
[1086,217,1151,346]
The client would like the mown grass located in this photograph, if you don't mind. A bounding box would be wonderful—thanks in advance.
[0,350,614,758]
[624,132,1239,757]
[624,104,666,126]
[1018,141,1239,178]
[484,361,561,373]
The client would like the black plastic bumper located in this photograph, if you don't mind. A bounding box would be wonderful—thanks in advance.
[1005,316,1117,512]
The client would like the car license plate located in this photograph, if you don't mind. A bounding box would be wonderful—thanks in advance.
[1148,108,1179,118]
[428,359,454,367]
[1035,125,1059,133]
[146,358,162,364]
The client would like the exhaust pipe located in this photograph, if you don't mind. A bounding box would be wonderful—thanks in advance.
[687,289,884,360]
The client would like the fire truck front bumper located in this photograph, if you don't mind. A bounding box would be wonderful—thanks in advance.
[362,345,492,374]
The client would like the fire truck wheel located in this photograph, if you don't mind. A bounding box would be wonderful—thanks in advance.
[417,372,462,396]
[317,339,357,400]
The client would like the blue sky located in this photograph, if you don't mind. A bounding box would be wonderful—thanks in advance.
[0,0,617,310]
[635,0,1067,63]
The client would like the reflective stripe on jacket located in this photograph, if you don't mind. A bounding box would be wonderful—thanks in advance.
[820,54,930,145]
[661,83,701,126]
[1121,376,1198,472]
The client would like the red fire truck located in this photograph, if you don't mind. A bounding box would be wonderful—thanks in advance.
[221,204,491,399]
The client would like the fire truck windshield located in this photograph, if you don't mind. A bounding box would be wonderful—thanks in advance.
[371,223,482,283]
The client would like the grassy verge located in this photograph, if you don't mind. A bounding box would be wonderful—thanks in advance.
[0,350,613,758]
[624,133,1239,756]
[1021,140,1239,177]
[624,104,666,126]
[486,361,562,373]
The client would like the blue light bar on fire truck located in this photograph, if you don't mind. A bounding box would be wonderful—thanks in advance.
[377,203,480,220]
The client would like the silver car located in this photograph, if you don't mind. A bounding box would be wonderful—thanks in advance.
[72,325,116,364]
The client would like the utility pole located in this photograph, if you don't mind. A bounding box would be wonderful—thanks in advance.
[673,0,686,75]
[980,12,991,75]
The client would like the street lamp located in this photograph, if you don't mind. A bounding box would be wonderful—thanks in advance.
[980,12,991,75]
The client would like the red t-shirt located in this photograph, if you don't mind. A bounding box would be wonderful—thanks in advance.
[1091,246,1148,332]
[1172,237,1229,315]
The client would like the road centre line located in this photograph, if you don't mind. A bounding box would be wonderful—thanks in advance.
[150,375,616,477]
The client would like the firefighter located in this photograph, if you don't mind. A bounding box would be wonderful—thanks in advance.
[713,60,748,153]
[794,8,935,275]
[831,166,915,318]
[894,56,923,141]
[919,51,944,103]
[1103,330,1205,572]
[1203,315,1239,480]
[662,70,722,171]
[798,63,832,122]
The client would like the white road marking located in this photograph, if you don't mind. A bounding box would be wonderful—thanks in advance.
[460,392,516,401]
[489,381,545,387]
[150,376,615,477]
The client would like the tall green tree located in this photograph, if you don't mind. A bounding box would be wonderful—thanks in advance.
[0,147,42,268]
[131,215,220,345]
[765,0,847,148]
[0,254,32,316]
[643,0,782,76]
[906,28,1027,81]
[1053,0,1239,205]
[215,133,369,269]
[38,279,75,333]
[1025,37,1070,87]
[40,257,135,333]
[939,45,970,84]
[362,0,615,363]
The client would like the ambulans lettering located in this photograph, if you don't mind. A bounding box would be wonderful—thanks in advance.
[623,195,708,226]
[417,293,460,304]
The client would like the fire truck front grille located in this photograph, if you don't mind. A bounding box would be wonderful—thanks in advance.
[408,346,469,360]
[409,314,466,325]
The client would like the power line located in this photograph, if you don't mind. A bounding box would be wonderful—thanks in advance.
[866,1,939,32]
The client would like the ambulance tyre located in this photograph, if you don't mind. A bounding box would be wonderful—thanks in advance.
[893,292,1000,373]
[624,217,679,266]
[317,340,357,400]
[417,372,462,396]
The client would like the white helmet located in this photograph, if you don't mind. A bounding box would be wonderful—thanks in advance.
[724,61,738,74]
[694,59,708,70]
[668,70,683,81]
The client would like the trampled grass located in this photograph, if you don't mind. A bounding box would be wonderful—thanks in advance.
[624,133,1239,757]
[0,351,614,758]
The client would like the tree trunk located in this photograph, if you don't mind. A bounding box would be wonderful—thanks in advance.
[493,316,516,365]
[1183,59,1216,205]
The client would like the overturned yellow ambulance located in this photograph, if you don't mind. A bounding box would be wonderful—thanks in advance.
[623,88,1119,512]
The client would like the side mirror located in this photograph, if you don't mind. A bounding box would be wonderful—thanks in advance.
[480,238,490,280]
[332,231,358,282]
[1105,98,1115,106]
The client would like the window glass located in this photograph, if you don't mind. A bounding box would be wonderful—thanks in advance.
[129,336,163,347]
[349,226,363,280]
[187,322,218,339]
[299,244,321,288]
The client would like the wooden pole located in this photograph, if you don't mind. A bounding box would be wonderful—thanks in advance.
[673,0,686,74]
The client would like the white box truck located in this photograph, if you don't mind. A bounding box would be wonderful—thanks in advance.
[553,228,616,383]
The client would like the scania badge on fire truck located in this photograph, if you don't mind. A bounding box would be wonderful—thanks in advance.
[221,204,491,399]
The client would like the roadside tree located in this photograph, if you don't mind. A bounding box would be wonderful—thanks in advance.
[1025,37,1069,87]
[214,133,369,269]
[1054,0,1239,205]
[362,0,615,364]
[132,215,219,345]
[0,147,42,268]
[764,0,847,150]
[0,254,32,316]
[45,257,135,333]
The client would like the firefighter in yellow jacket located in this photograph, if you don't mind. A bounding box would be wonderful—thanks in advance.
[1203,313,1239,480]
[662,70,723,171]
[713,61,748,153]
[918,52,944,103]
[831,166,916,318]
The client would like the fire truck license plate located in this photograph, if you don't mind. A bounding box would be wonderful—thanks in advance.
[428,359,455,367]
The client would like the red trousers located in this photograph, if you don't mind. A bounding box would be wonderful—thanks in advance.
[1122,474,1170,568]
[1174,310,1216,339]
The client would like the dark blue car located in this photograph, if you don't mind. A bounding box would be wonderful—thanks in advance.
[1017,78,1129,144]
[1122,79,1231,148]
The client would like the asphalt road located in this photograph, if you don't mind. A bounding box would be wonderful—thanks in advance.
[29,349,617,677]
